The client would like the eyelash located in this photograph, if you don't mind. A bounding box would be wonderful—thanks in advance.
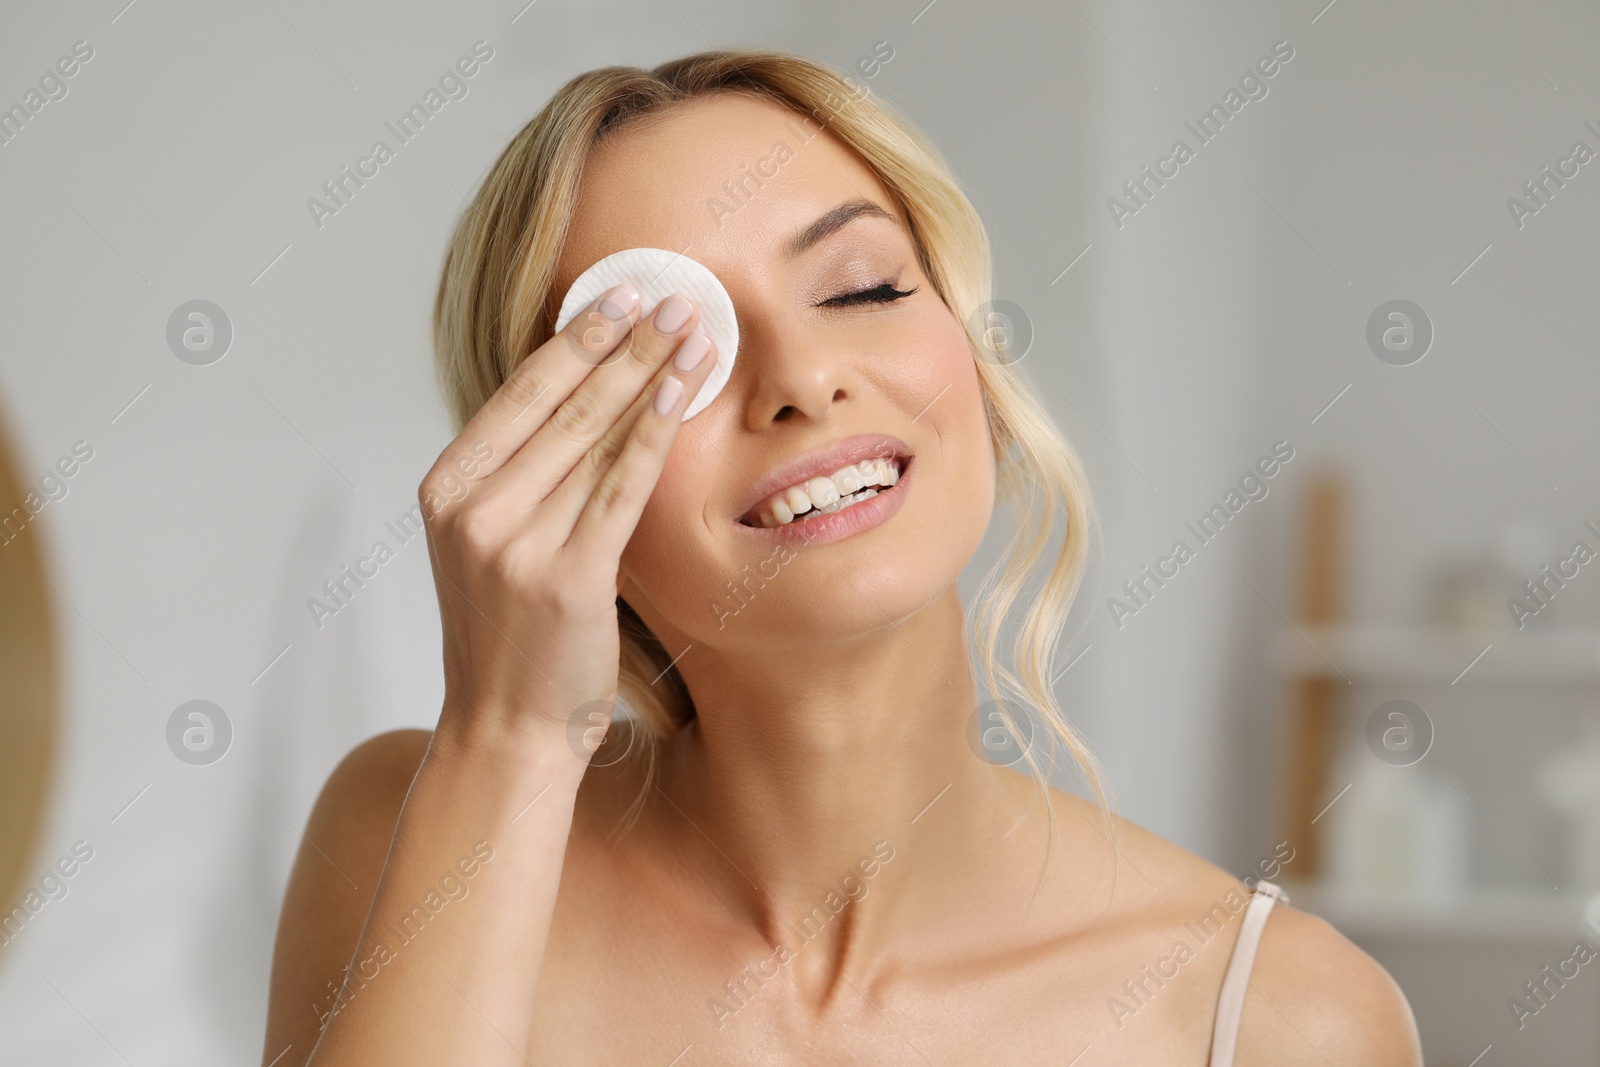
[821,281,919,308]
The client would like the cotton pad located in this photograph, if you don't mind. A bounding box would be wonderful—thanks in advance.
[554,247,739,421]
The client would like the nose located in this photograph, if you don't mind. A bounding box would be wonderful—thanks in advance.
[736,314,857,426]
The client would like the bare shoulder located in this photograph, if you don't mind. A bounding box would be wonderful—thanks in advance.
[1045,788,1251,906]
[261,729,435,1066]
[299,728,434,843]
[1043,790,1421,1063]
[1235,902,1422,1066]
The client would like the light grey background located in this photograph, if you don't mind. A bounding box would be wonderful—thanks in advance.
[1,0,1597,1063]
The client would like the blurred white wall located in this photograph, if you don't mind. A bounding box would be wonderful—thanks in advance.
[1,0,1597,1063]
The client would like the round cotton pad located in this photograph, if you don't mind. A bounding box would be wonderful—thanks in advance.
[554,247,739,421]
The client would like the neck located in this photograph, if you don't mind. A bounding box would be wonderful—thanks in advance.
[647,586,1049,988]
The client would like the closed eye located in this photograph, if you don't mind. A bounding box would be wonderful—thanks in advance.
[819,282,919,308]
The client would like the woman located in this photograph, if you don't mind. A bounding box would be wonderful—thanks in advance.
[263,48,1422,1065]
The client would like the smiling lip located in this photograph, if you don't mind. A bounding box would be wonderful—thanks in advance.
[733,453,913,546]
[733,433,913,525]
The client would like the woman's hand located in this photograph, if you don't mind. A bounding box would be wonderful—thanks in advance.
[418,283,717,755]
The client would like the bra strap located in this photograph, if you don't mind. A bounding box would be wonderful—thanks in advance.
[1208,880,1287,1067]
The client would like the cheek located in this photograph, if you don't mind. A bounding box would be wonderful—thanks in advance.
[622,436,718,583]
[908,315,996,536]
[905,314,992,470]
[889,313,964,392]
[896,309,983,415]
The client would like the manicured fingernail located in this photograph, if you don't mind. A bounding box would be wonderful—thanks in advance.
[654,293,693,333]
[598,283,639,321]
[673,330,711,372]
[653,375,684,415]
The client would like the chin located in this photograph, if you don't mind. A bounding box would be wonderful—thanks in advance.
[700,513,980,647]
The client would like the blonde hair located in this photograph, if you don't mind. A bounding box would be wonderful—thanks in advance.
[432,48,1113,860]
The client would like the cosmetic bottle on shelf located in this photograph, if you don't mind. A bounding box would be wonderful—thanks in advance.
[1540,705,1600,894]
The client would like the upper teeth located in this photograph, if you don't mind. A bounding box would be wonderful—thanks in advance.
[748,458,901,528]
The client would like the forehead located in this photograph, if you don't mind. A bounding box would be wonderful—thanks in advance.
[551,92,906,302]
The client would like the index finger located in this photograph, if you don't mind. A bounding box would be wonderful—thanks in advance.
[440,282,643,482]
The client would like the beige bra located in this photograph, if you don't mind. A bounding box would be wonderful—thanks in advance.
[1208,880,1286,1066]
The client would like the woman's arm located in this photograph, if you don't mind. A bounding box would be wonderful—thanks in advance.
[260,729,428,1066]
[261,282,719,1066]
[262,724,588,1067]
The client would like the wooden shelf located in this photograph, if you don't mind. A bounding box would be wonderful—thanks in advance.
[1282,879,1600,941]
[1270,624,1600,684]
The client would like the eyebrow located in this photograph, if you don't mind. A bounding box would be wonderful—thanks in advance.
[783,198,901,259]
